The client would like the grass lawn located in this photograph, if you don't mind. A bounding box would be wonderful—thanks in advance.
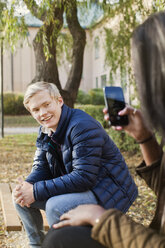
[0,134,157,247]
[4,115,39,127]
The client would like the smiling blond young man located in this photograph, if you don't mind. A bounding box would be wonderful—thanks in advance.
[13,81,137,248]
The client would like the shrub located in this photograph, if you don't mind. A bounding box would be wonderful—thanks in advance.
[76,88,105,105]
[106,128,139,153]
[75,104,106,126]
[88,88,105,105]
[76,90,91,104]
[2,93,28,115]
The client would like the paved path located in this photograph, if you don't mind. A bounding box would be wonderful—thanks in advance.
[4,127,39,135]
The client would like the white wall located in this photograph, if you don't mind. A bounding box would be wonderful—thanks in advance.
[3,27,37,93]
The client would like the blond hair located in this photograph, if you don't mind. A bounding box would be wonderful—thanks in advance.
[23,81,61,111]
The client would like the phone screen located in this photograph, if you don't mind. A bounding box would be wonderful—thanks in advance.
[104,86,129,126]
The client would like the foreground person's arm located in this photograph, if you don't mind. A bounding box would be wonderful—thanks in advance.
[104,106,162,165]
[53,205,106,228]
[114,106,163,193]
[53,204,165,248]
[91,208,165,248]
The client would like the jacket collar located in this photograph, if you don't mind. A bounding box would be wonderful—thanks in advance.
[51,104,72,144]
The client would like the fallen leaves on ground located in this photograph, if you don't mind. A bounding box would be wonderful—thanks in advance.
[0,135,156,247]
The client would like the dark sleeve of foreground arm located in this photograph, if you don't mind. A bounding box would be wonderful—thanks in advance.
[136,157,162,196]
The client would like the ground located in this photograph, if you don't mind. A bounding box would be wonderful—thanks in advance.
[0,134,156,247]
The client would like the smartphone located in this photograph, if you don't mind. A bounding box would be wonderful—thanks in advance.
[103,86,129,126]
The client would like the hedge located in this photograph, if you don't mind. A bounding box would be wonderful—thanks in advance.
[75,104,106,126]
[2,93,29,115]
[2,93,139,152]
[76,88,105,105]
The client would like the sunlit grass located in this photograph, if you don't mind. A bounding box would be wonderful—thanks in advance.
[4,115,39,127]
[0,133,37,151]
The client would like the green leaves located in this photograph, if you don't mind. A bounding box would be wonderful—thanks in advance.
[152,0,165,12]
[56,31,73,64]
[103,0,153,99]
[0,1,28,52]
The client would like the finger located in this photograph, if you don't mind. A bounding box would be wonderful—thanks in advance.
[104,114,109,121]
[118,106,135,116]
[24,203,30,208]
[14,192,22,200]
[14,192,22,199]
[17,177,24,185]
[53,220,71,229]
[60,213,70,221]
[103,108,108,114]
[20,200,25,207]
[112,126,123,131]
[15,184,22,191]
[15,196,23,204]
[16,198,23,205]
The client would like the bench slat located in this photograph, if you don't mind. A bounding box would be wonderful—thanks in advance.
[41,210,49,231]
[0,183,49,231]
[0,183,22,231]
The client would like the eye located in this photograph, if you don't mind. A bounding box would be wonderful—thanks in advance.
[33,108,39,113]
[45,102,50,107]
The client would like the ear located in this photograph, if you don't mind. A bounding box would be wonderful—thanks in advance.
[58,96,64,107]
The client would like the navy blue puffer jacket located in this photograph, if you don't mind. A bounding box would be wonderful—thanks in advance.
[26,104,138,212]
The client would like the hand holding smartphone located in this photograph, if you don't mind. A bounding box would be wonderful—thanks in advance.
[103,86,129,126]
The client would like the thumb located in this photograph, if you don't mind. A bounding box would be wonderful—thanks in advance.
[17,176,24,185]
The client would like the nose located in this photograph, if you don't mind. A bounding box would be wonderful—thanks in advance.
[40,107,47,116]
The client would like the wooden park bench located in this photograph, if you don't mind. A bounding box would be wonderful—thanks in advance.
[0,183,49,232]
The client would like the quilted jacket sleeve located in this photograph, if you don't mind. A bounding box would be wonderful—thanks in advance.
[91,209,165,248]
[26,147,53,184]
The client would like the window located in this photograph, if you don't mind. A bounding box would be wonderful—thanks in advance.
[101,74,107,87]
[94,37,100,59]
[96,77,99,88]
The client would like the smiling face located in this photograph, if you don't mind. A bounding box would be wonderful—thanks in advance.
[27,90,63,132]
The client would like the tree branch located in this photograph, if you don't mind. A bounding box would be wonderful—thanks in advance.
[23,0,41,20]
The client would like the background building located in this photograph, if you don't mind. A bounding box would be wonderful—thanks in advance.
[3,7,129,100]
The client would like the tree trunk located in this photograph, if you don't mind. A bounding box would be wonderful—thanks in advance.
[31,5,64,94]
[32,32,62,92]
[30,0,86,108]
[63,0,86,107]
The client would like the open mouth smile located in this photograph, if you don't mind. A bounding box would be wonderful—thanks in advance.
[41,116,52,122]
